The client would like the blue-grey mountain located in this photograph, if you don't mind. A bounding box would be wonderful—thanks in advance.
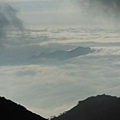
[34,46,94,60]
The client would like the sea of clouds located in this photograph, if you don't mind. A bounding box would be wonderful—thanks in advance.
[0,4,120,118]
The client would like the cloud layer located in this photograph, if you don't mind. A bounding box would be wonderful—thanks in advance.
[0,24,120,118]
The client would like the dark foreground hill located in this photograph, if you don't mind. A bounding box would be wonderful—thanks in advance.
[0,97,46,120]
[51,94,120,120]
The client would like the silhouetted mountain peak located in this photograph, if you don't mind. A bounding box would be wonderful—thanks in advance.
[78,94,118,104]
[52,94,120,120]
[0,96,46,120]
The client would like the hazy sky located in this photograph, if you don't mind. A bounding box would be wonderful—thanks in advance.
[0,0,119,26]
[0,0,120,119]
[0,0,77,25]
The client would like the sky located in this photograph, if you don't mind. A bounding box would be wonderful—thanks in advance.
[0,0,77,26]
[1,0,120,26]
[0,0,120,119]
[0,0,119,26]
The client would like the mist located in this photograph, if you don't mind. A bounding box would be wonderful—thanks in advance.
[70,0,120,26]
[0,4,24,46]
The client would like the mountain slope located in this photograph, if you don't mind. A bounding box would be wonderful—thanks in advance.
[52,94,120,120]
[0,97,46,120]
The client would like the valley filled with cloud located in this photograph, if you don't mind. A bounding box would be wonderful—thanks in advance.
[1,24,120,117]
[0,1,120,118]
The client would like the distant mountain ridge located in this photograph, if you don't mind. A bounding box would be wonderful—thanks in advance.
[51,94,120,120]
[33,46,95,60]
[0,97,46,120]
